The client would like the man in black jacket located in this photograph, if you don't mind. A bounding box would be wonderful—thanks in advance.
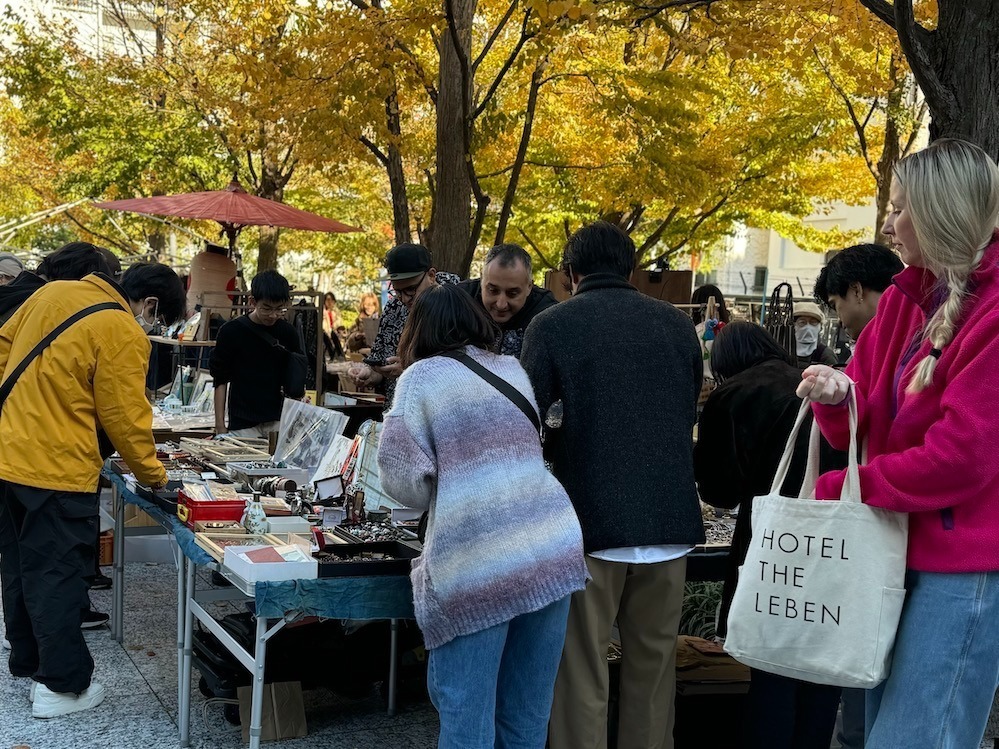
[521,221,704,749]
[458,243,557,358]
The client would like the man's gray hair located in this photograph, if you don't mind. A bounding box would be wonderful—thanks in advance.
[484,243,532,273]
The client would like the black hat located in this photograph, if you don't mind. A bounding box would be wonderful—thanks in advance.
[384,243,432,281]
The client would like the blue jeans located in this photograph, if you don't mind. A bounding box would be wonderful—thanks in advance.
[428,597,572,749]
[866,570,999,749]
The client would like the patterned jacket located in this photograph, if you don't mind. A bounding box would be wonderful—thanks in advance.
[369,272,461,406]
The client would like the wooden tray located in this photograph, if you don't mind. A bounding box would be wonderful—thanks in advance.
[194,532,283,563]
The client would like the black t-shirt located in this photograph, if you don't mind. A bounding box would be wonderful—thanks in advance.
[210,315,303,430]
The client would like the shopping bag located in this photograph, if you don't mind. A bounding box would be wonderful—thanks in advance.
[723,392,908,688]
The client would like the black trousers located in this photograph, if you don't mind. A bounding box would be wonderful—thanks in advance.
[0,480,97,694]
[741,668,841,749]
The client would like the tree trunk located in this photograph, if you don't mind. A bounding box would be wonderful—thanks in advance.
[385,90,412,245]
[426,0,475,275]
[869,0,999,158]
[927,1,999,156]
[874,56,904,244]
[256,171,284,272]
[147,228,167,260]
[257,225,281,273]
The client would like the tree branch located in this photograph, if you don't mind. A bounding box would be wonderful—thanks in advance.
[892,0,957,123]
[637,206,681,258]
[359,134,389,165]
[63,210,136,253]
[813,48,877,180]
[858,0,897,30]
[495,61,544,244]
[517,227,560,271]
[472,0,519,74]
[472,11,535,119]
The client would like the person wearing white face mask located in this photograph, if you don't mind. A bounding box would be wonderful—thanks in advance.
[793,301,838,369]
[0,261,185,719]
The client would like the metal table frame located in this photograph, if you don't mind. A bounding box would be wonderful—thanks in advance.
[107,474,405,749]
[176,554,404,749]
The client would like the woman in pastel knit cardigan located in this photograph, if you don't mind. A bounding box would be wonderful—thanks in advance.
[377,284,588,749]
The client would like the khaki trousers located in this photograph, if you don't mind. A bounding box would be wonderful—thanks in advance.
[549,555,686,749]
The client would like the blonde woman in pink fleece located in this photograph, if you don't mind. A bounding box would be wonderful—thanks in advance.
[798,138,999,748]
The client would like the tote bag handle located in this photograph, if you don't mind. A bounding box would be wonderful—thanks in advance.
[769,387,862,504]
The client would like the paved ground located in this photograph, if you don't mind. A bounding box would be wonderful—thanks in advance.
[1,561,994,749]
[0,562,440,749]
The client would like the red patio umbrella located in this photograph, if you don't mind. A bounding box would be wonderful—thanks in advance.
[94,178,361,256]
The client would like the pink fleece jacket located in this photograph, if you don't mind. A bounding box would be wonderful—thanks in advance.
[814,235,999,573]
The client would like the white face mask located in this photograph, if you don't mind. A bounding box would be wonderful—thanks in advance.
[135,298,159,334]
[795,322,820,357]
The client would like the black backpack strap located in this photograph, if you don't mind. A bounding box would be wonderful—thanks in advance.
[439,350,541,435]
[0,302,126,412]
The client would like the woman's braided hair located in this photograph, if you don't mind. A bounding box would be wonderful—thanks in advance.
[897,139,999,393]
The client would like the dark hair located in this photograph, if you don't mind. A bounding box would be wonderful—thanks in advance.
[250,269,291,304]
[813,244,903,308]
[485,243,532,273]
[562,221,635,279]
[710,321,792,381]
[398,284,498,367]
[37,242,112,281]
[324,291,337,304]
[690,284,731,325]
[121,262,186,325]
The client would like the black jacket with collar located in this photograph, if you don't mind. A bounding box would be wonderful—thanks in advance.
[0,271,46,326]
[694,358,847,636]
[458,278,558,358]
[521,273,705,553]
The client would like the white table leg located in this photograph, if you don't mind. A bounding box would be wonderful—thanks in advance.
[248,613,269,749]
[179,557,196,747]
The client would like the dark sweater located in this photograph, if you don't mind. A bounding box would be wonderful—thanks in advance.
[458,279,558,358]
[521,273,705,553]
[210,315,304,430]
[694,359,845,636]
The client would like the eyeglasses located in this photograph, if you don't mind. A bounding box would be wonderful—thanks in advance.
[389,272,428,301]
[256,305,288,315]
[794,318,820,328]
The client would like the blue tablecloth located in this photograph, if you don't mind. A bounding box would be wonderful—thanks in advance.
[105,470,415,620]
[106,471,213,565]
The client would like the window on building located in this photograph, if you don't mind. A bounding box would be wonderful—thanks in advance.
[752,266,767,293]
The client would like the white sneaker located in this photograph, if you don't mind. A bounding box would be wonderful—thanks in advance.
[32,682,105,719]
[1,637,9,650]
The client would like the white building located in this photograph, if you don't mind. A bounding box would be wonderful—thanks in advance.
[702,199,879,301]
[3,0,158,58]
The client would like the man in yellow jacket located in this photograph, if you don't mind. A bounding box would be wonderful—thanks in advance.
[0,263,185,719]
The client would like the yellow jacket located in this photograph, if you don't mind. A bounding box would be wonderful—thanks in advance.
[0,274,166,492]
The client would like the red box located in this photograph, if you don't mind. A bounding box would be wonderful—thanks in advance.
[178,488,246,530]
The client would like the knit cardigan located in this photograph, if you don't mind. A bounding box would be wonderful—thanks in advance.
[377,346,588,649]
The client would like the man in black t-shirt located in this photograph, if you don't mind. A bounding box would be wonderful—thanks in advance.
[210,270,305,437]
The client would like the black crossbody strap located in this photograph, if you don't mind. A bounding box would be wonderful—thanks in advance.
[245,319,285,351]
[0,302,127,412]
[439,350,541,435]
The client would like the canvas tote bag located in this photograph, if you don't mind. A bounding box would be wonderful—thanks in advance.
[724,391,908,688]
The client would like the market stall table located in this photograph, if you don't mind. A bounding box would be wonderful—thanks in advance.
[103,471,415,749]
